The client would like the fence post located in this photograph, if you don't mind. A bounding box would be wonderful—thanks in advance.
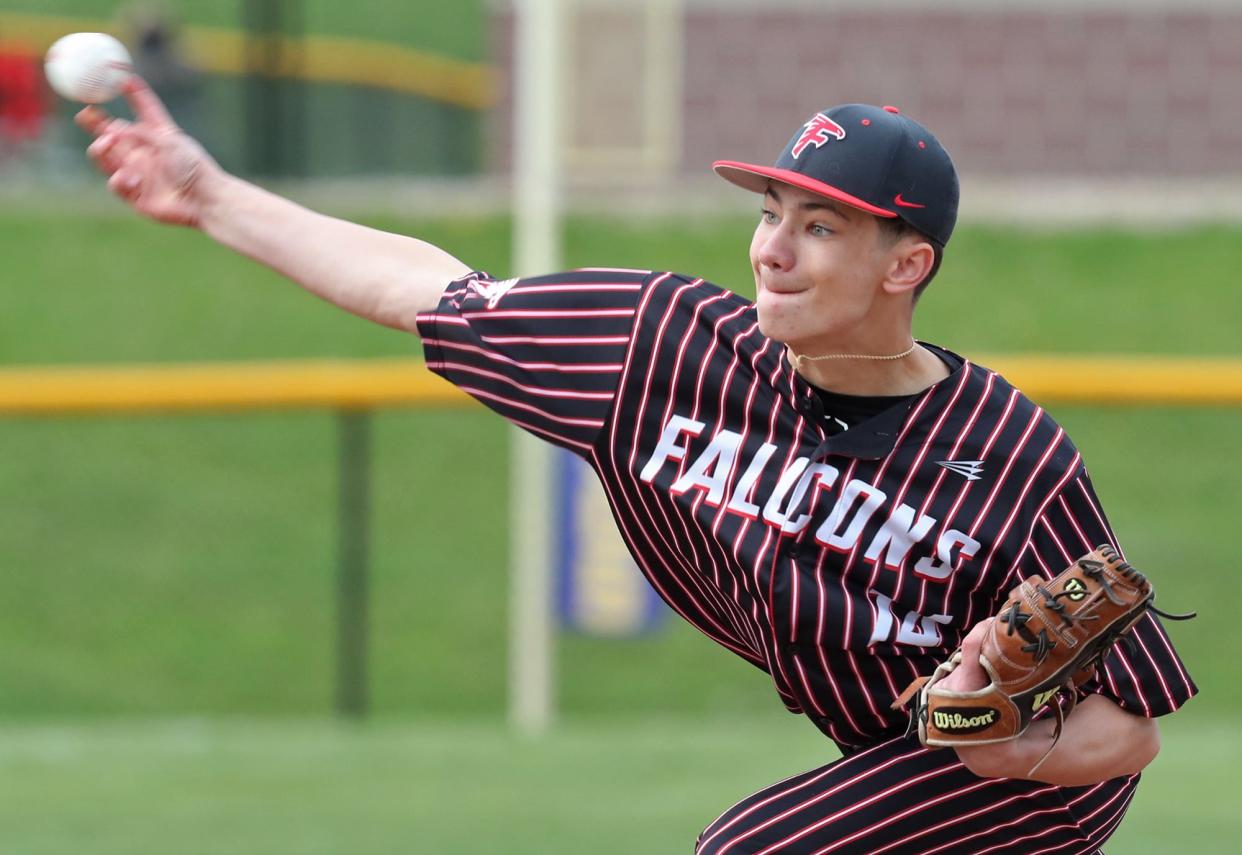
[335,408,371,718]
[241,0,306,177]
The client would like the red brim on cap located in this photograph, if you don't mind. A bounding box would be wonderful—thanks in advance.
[712,161,897,219]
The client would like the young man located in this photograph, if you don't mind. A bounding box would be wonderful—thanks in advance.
[79,83,1194,853]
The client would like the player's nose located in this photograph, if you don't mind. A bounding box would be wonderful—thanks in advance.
[756,229,794,272]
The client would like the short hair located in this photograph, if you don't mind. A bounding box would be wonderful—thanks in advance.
[875,217,944,303]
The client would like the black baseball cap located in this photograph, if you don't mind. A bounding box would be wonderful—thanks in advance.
[714,104,959,246]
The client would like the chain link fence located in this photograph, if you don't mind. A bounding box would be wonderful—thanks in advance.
[0,0,488,184]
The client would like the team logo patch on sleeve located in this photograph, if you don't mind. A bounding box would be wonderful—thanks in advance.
[466,276,519,309]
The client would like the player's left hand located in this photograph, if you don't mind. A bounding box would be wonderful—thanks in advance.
[935,617,1027,777]
[936,618,993,694]
[934,618,1023,776]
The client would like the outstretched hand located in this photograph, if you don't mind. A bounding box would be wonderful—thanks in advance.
[76,77,224,228]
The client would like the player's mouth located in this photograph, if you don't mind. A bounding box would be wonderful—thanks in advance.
[760,281,808,296]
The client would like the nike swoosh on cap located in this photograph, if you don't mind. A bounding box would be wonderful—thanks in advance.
[893,193,925,209]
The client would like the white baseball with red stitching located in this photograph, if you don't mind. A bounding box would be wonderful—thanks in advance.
[45,32,134,104]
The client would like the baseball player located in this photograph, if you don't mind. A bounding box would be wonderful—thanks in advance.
[79,81,1195,853]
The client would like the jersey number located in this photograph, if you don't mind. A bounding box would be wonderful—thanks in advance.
[868,592,953,647]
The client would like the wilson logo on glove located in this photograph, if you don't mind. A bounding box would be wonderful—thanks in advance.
[1063,577,1088,601]
[931,708,998,734]
[1031,687,1058,711]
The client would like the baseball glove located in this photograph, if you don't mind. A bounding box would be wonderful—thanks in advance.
[892,545,1193,773]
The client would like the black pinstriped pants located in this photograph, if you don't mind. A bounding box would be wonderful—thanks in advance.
[696,733,1133,854]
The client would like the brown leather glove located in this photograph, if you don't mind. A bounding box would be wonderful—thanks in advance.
[893,545,1193,771]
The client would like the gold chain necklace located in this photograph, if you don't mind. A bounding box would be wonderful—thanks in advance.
[788,341,918,369]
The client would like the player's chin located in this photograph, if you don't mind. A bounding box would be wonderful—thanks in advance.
[757,287,807,322]
[755,302,806,345]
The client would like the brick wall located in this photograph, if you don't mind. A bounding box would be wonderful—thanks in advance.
[490,3,1242,181]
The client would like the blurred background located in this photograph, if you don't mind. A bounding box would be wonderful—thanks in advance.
[1,1,1238,852]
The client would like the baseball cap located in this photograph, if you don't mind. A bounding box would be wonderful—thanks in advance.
[714,104,959,246]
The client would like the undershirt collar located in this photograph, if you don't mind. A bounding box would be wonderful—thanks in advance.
[792,344,965,458]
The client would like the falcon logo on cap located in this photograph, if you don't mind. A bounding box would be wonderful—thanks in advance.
[791,113,847,158]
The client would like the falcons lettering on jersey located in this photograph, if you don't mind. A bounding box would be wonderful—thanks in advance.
[791,113,847,158]
[640,414,982,611]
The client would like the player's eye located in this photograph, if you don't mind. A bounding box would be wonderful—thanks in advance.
[809,223,832,237]
[760,208,778,224]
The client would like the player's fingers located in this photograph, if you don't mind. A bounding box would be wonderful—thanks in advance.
[104,117,134,136]
[87,130,134,172]
[87,130,116,157]
[75,106,114,136]
[957,618,993,667]
[86,132,121,175]
[122,76,176,129]
[944,622,992,692]
[87,117,162,165]
[107,168,142,201]
[962,616,994,648]
[79,111,140,174]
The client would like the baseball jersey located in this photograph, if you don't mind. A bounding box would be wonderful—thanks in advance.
[417,269,1197,750]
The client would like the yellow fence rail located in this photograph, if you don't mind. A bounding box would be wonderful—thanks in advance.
[1,355,1241,416]
[984,355,1242,406]
[0,358,469,415]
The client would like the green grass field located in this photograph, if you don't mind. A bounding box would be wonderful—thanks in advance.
[1,207,1238,851]
[0,714,1236,853]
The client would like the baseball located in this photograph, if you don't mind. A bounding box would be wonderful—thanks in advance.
[44,32,134,104]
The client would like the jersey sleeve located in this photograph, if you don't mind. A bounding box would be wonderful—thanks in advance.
[1019,467,1198,718]
[415,268,649,456]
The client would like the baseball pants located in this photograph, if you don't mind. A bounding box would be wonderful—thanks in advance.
[695,732,1136,854]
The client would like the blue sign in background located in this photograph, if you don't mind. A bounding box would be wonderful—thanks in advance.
[554,449,667,636]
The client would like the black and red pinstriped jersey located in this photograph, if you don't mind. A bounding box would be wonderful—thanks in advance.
[417,269,1196,750]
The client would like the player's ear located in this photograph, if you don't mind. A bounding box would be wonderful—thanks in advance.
[881,237,935,298]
